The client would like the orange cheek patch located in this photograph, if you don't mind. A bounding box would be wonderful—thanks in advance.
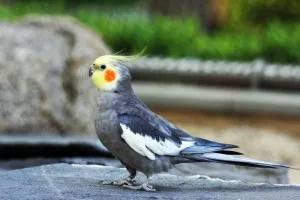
[104,69,116,82]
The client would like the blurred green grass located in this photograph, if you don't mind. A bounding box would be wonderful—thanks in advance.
[1,1,300,64]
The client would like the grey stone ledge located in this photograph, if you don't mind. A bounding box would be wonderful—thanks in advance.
[130,58,300,85]
[133,82,300,116]
[0,164,299,200]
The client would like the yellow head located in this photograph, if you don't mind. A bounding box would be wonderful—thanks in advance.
[89,54,141,92]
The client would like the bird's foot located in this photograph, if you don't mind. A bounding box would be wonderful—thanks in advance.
[99,177,136,186]
[123,182,156,192]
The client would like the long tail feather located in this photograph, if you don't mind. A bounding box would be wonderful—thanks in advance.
[187,153,300,170]
[214,150,244,155]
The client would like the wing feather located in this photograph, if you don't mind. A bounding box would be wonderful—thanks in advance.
[118,114,194,160]
[117,104,239,160]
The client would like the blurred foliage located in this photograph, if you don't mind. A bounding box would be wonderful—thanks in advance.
[1,0,300,64]
[229,0,300,25]
[76,12,200,57]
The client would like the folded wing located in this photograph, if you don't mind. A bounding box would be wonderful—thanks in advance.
[118,112,238,160]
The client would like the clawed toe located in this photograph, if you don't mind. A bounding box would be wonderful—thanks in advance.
[100,176,156,191]
[123,184,141,190]
[146,184,153,189]
[143,184,156,192]
[123,183,156,192]
[99,179,135,186]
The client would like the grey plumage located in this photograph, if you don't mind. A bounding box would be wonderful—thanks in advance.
[90,56,298,191]
[95,90,176,176]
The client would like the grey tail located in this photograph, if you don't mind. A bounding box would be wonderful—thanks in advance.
[185,153,300,170]
[180,138,239,155]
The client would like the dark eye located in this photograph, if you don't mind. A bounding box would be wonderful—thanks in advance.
[100,65,106,70]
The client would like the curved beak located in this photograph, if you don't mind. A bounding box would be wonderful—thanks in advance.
[89,66,94,77]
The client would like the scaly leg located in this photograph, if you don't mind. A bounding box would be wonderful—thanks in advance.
[123,176,156,192]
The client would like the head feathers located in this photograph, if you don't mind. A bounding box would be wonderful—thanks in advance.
[94,50,145,67]
[90,51,145,92]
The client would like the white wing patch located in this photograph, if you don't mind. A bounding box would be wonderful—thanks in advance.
[120,124,195,160]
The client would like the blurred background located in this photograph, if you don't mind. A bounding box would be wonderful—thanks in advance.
[0,0,300,184]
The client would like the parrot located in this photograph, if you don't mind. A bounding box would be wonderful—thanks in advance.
[88,55,299,191]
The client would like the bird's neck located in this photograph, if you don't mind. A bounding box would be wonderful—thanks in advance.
[96,87,137,110]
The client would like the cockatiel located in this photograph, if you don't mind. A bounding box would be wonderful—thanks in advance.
[88,55,298,191]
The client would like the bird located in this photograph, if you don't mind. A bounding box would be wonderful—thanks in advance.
[88,55,299,191]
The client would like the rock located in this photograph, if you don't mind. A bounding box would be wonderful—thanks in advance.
[0,16,111,135]
[171,163,289,184]
[0,135,289,184]
[0,164,299,200]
